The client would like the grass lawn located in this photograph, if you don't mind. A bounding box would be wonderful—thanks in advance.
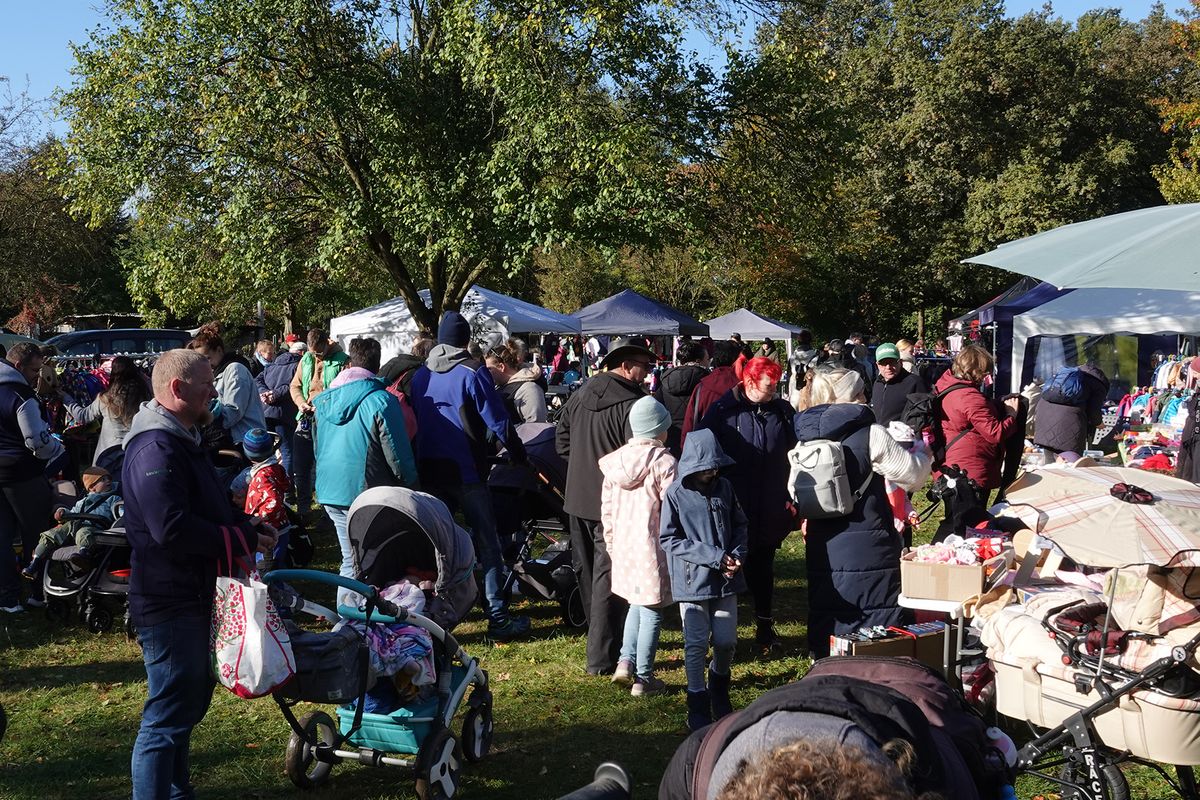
[0,493,1183,799]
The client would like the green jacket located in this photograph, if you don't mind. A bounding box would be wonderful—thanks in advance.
[296,349,349,420]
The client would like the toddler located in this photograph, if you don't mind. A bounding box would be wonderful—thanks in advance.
[242,428,290,568]
[660,429,747,731]
[23,466,120,578]
[599,396,677,696]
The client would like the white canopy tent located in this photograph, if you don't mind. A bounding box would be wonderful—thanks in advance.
[1011,288,1200,384]
[330,285,581,363]
[704,308,807,363]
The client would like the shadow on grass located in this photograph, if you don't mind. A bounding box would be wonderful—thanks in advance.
[1,658,145,691]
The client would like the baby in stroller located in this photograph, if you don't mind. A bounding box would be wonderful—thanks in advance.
[23,466,120,580]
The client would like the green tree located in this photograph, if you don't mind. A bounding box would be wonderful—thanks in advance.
[57,0,732,330]
[0,83,129,332]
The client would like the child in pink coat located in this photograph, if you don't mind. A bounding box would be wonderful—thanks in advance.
[600,396,677,696]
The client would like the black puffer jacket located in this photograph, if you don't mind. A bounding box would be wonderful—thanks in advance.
[870,367,927,426]
[795,403,905,657]
[555,372,646,519]
[654,364,708,456]
[1032,365,1108,455]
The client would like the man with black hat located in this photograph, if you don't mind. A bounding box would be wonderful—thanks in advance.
[410,310,530,640]
[556,337,654,675]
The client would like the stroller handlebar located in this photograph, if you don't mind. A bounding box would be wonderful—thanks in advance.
[261,569,406,623]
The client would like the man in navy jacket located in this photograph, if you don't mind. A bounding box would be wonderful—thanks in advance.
[123,349,275,800]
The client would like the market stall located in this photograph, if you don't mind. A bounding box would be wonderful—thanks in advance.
[702,308,807,363]
[1011,288,1200,394]
[571,289,708,337]
[330,285,581,363]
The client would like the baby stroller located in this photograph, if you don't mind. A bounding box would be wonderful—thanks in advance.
[42,504,133,636]
[263,486,491,799]
[489,422,582,627]
[980,465,1200,799]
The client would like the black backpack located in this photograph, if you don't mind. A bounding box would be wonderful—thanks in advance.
[900,382,972,466]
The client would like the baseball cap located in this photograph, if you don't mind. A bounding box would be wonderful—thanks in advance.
[875,343,901,362]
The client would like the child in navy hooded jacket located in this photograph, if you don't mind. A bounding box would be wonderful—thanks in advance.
[660,428,747,732]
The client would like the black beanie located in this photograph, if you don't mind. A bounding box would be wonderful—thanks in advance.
[437,310,471,347]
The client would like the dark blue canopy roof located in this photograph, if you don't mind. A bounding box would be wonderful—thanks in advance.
[573,289,709,336]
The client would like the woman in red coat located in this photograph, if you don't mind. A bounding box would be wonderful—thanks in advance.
[933,345,1019,540]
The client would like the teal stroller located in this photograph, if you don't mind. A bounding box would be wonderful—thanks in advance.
[263,486,490,799]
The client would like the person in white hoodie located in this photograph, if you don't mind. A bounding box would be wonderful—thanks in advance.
[599,396,677,696]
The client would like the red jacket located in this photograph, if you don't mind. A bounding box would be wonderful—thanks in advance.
[934,372,1016,490]
[245,462,291,529]
[680,366,741,448]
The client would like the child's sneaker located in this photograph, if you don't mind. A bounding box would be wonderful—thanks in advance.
[611,659,635,686]
[630,675,666,697]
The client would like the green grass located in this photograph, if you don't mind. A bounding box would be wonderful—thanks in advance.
[0,494,1183,798]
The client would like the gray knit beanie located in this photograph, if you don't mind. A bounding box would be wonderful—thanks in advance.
[629,396,671,440]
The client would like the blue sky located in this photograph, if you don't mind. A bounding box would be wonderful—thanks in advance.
[0,0,1179,134]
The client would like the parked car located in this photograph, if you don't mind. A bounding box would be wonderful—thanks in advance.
[46,328,192,357]
[0,332,47,354]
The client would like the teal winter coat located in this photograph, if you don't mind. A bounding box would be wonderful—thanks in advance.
[314,376,418,508]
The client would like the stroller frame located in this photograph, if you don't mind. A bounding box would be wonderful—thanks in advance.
[42,510,132,635]
[1009,625,1200,799]
[263,569,492,799]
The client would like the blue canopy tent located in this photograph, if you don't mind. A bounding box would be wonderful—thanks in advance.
[982,282,1073,393]
[573,289,709,336]
[948,276,1042,333]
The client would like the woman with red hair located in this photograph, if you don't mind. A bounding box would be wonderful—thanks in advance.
[697,356,797,654]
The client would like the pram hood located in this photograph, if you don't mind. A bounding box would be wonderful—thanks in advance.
[347,486,478,630]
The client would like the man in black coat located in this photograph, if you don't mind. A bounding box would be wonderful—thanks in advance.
[655,341,709,457]
[869,342,927,425]
[556,338,653,675]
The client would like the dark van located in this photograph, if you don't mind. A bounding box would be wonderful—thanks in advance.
[46,328,192,357]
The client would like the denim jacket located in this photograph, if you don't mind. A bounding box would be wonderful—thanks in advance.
[659,429,748,602]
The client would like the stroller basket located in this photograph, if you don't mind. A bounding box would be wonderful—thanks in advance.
[279,624,371,705]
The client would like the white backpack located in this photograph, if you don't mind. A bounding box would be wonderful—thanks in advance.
[787,439,875,518]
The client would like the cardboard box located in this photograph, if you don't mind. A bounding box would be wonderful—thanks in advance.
[829,631,915,659]
[830,623,947,675]
[900,552,1009,603]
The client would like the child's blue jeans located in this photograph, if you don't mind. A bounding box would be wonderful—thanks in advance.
[619,604,663,679]
[680,595,737,692]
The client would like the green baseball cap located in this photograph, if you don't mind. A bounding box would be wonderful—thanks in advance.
[875,342,900,362]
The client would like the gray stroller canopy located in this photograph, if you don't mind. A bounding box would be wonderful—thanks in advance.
[346,486,478,629]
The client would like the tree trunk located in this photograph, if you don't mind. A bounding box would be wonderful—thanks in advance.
[916,308,925,344]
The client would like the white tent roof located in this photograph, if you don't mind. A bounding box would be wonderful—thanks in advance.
[1011,288,1200,383]
[703,308,807,340]
[330,285,581,363]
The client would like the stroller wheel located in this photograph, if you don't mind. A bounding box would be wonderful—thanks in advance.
[561,584,587,629]
[416,728,461,800]
[1059,754,1130,800]
[86,606,114,633]
[461,702,494,763]
[285,710,337,789]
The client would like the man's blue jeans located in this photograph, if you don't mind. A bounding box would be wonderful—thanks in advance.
[426,480,508,624]
[131,615,215,800]
[266,417,295,480]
